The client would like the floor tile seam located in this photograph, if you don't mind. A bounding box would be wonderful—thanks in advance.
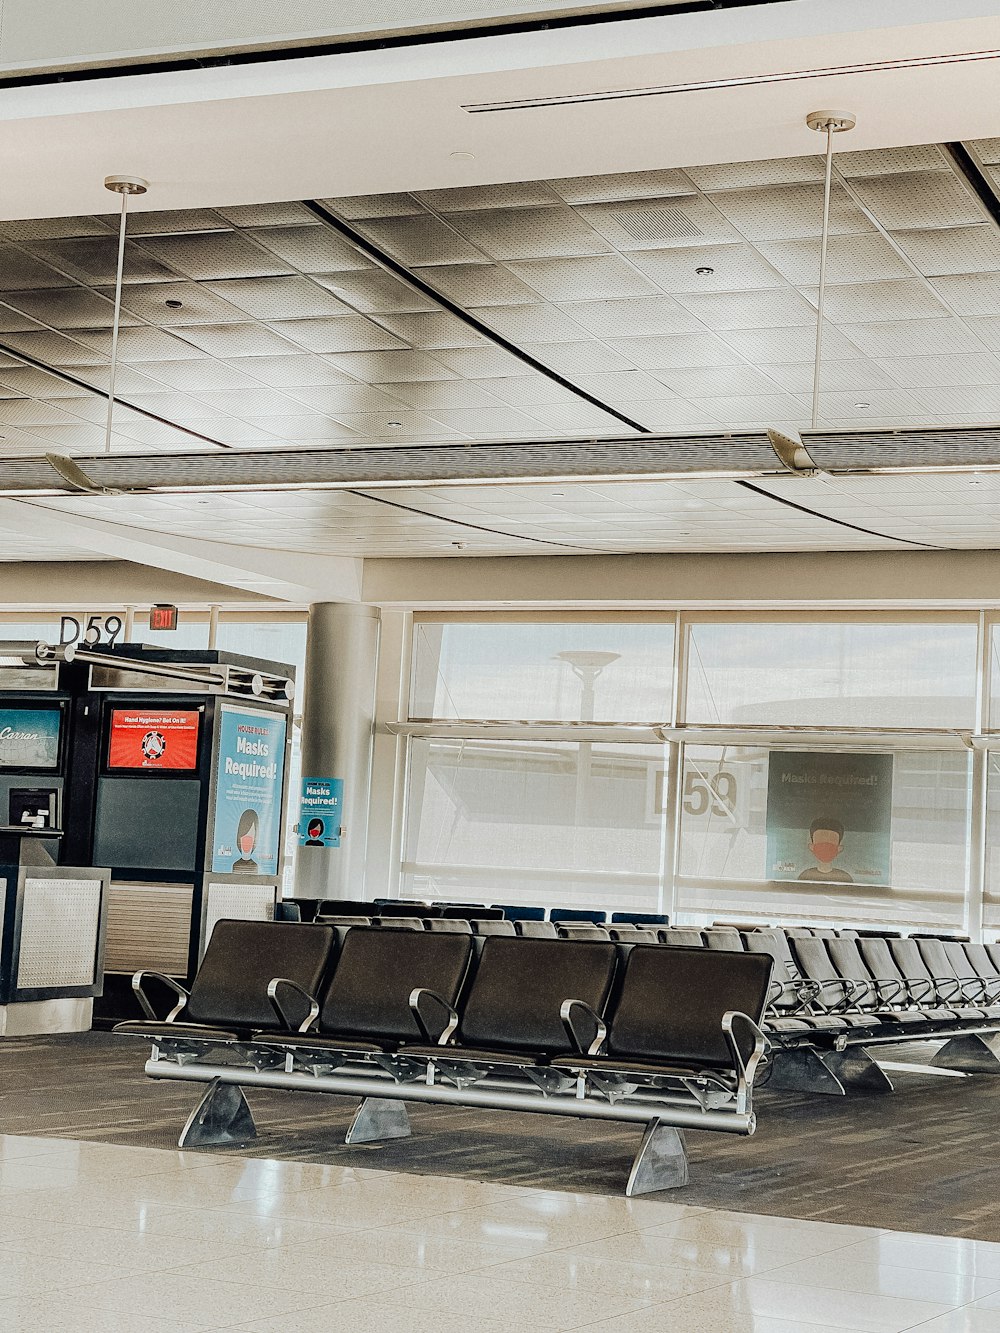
[755,1257,1000,1301]
[156,1253,447,1290]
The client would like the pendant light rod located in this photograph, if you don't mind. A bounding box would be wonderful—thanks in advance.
[805,112,856,431]
[102,174,147,455]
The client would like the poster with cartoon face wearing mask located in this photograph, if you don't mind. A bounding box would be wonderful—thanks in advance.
[765,751,893,887]
[212,706,286,875]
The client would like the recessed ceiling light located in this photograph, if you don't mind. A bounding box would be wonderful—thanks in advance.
[695,266,714,276]
[387,420,403,428]
[165,298,183,309]
[854,401,870,409]
[450,151,476,161]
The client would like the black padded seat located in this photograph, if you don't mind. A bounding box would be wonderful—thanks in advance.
[256,927,474,1054]
[515,920,558,938]
[553,946,772,1077]
[550,1053,738,1087]
[472,919,516,936]
[114,920,336,1042]
[399,936,618,1068]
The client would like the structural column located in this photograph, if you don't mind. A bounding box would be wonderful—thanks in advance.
[294,602,380,901]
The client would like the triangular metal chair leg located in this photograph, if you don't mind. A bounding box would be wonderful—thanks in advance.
[178,1078,256,1149]
[932,1032,1000,1074]
[626,1119,689,1196]
[345,1097,412,1145]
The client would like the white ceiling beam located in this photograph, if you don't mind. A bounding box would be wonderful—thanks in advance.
[0,499,362,603]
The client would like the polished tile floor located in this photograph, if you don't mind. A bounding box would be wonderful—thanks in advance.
[0,1134,998,1332]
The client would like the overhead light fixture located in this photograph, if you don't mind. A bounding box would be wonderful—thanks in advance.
[854,401,870,410]
[165,298,183,310]
[695,266,715,276]
[805,111,856,431]
[102,173,148,455]
[387,420,403,428]
[766,427,822,476]
[44,452,122,495]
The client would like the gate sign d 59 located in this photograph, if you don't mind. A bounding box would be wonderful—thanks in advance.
[59,613,125,646]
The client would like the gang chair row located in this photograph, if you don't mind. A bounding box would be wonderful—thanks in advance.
[669,926,1000,1095]
[114,920,772,1196]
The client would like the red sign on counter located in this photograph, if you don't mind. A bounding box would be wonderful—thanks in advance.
[108,709,200,771]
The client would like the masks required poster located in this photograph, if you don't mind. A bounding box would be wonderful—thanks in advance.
[212,706,286,875]
[765,751,893,886]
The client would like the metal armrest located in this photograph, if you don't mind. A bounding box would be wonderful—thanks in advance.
[409,987,459,1045]
[792,979,821,1013]
[957,974,989,1002]
[903,976,934,1004]
[560,998,607,1056]
[722,1010,769,1115]
[871,976,904,1005]
[131,969,189,1023]
[807,979,854,1012]
[267,977,320,1033]
[929,974,963,1002]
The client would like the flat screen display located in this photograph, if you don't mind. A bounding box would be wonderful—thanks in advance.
[0,708,61,771]
[108,709,200,772]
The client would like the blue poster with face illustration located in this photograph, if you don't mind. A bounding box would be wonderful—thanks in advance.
[212,706,287,875]
[765,751,893,887]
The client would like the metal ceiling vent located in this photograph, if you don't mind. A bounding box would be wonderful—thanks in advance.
[607,203,703,244]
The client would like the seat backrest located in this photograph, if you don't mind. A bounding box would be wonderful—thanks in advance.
[858,936,906,989]
[425,918,473,934]
[836,929,859,939]
[375,917,425,930]
[611,927,659,943]
[704,930,744,952]
[317,898,372,916]
[378,901,437,917]
[549,908,607,924]
[610,911,670,926]
[987,942,1000,974]
[941,940,979,995]
[496,904,545,921]
[789,936,850,1006]
[659,928,705,948]
[472,919,516,936]
[742,932,799,1007]
[516,919,558,939]
[274,902,302,922]
[966,942,1000,983]
[826,937,878,1008]
[457,937,618,1054]
[315,915,371,927]
[557,923,609,940]
[810,927,837,938]
[916,937,960,986]
[888,938,937,991]
[440,904,501,920]
[784,927,814,938]
[319,927,473,1041]
[607,946,772,1069]
[751,929,798,975]
[186,921,336,1029]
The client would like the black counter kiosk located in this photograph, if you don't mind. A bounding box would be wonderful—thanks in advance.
[27,640,295,1025]
[0,648,109,1035]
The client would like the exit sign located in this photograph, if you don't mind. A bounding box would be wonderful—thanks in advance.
[149,604,179,631]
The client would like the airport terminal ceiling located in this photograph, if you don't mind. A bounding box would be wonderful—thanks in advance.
[6,135,1000,562]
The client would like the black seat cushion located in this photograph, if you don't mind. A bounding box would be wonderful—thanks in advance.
[254,1032,387,1054]
[551,1053,736,1087]
[113,1021,238,1042]
[183,920,336,1031]
[316,927,473,1043]
[454,937,618,1055]
[606,946,772,1070]
[398,1043,545,1067]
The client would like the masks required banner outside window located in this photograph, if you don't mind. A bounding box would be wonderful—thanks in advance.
[212,706,286,875]
[766,751,893,886]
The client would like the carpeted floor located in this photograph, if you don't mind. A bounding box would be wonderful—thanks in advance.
[3,1032,1000,1239]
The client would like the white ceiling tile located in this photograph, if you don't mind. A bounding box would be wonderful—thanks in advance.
[893,225,1000,276]
[205,276,351,320]
[424,407,542,436]
[718,322,859,362]
[418,263,541,306]
[626,242,785,292]
[798,279,949,323]
[837,144,952,176]
[814,388,930,419]
[964,316,1000,351]
[756,233,912,285]
[764,359,895,393]
[912,383,1000,416]
[374,311,486,349]
[602,332,744,370]
[432,346,531,378]
[377,380,505,410]
[674,287,817,329]
[267,316,408,354]
[506,255,659,301]
[707,182,872,241]
[570,370,682,400]
[526,403,627,431]
[324,194,425,220]
[971,138,1000,165]
[929,272,1000,316]
[482,376,582,407]
[699,393,808,425]
[446,205,611,260]
[549,169,695,203]
[557,296,701,338]
[470,303,589,342]
[685,156,824,190]
[875,353,1000,388]
[352,215,486,267]
[314,269,437,314]
[523,340,637,376]
[417,182,560,212]
[326,349,458,382]
[848,171,986,230]
[577,195,740,249]
[656,364,790,396]
[838,317,985,358]
[224,354,355,386]
[330,411,464,438]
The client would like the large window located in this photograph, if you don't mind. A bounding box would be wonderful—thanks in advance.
[399,612,993,935]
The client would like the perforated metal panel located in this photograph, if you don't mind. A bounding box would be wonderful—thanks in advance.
[202,882,277,959]
[17,877,102,988]
[101,883,191,975]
